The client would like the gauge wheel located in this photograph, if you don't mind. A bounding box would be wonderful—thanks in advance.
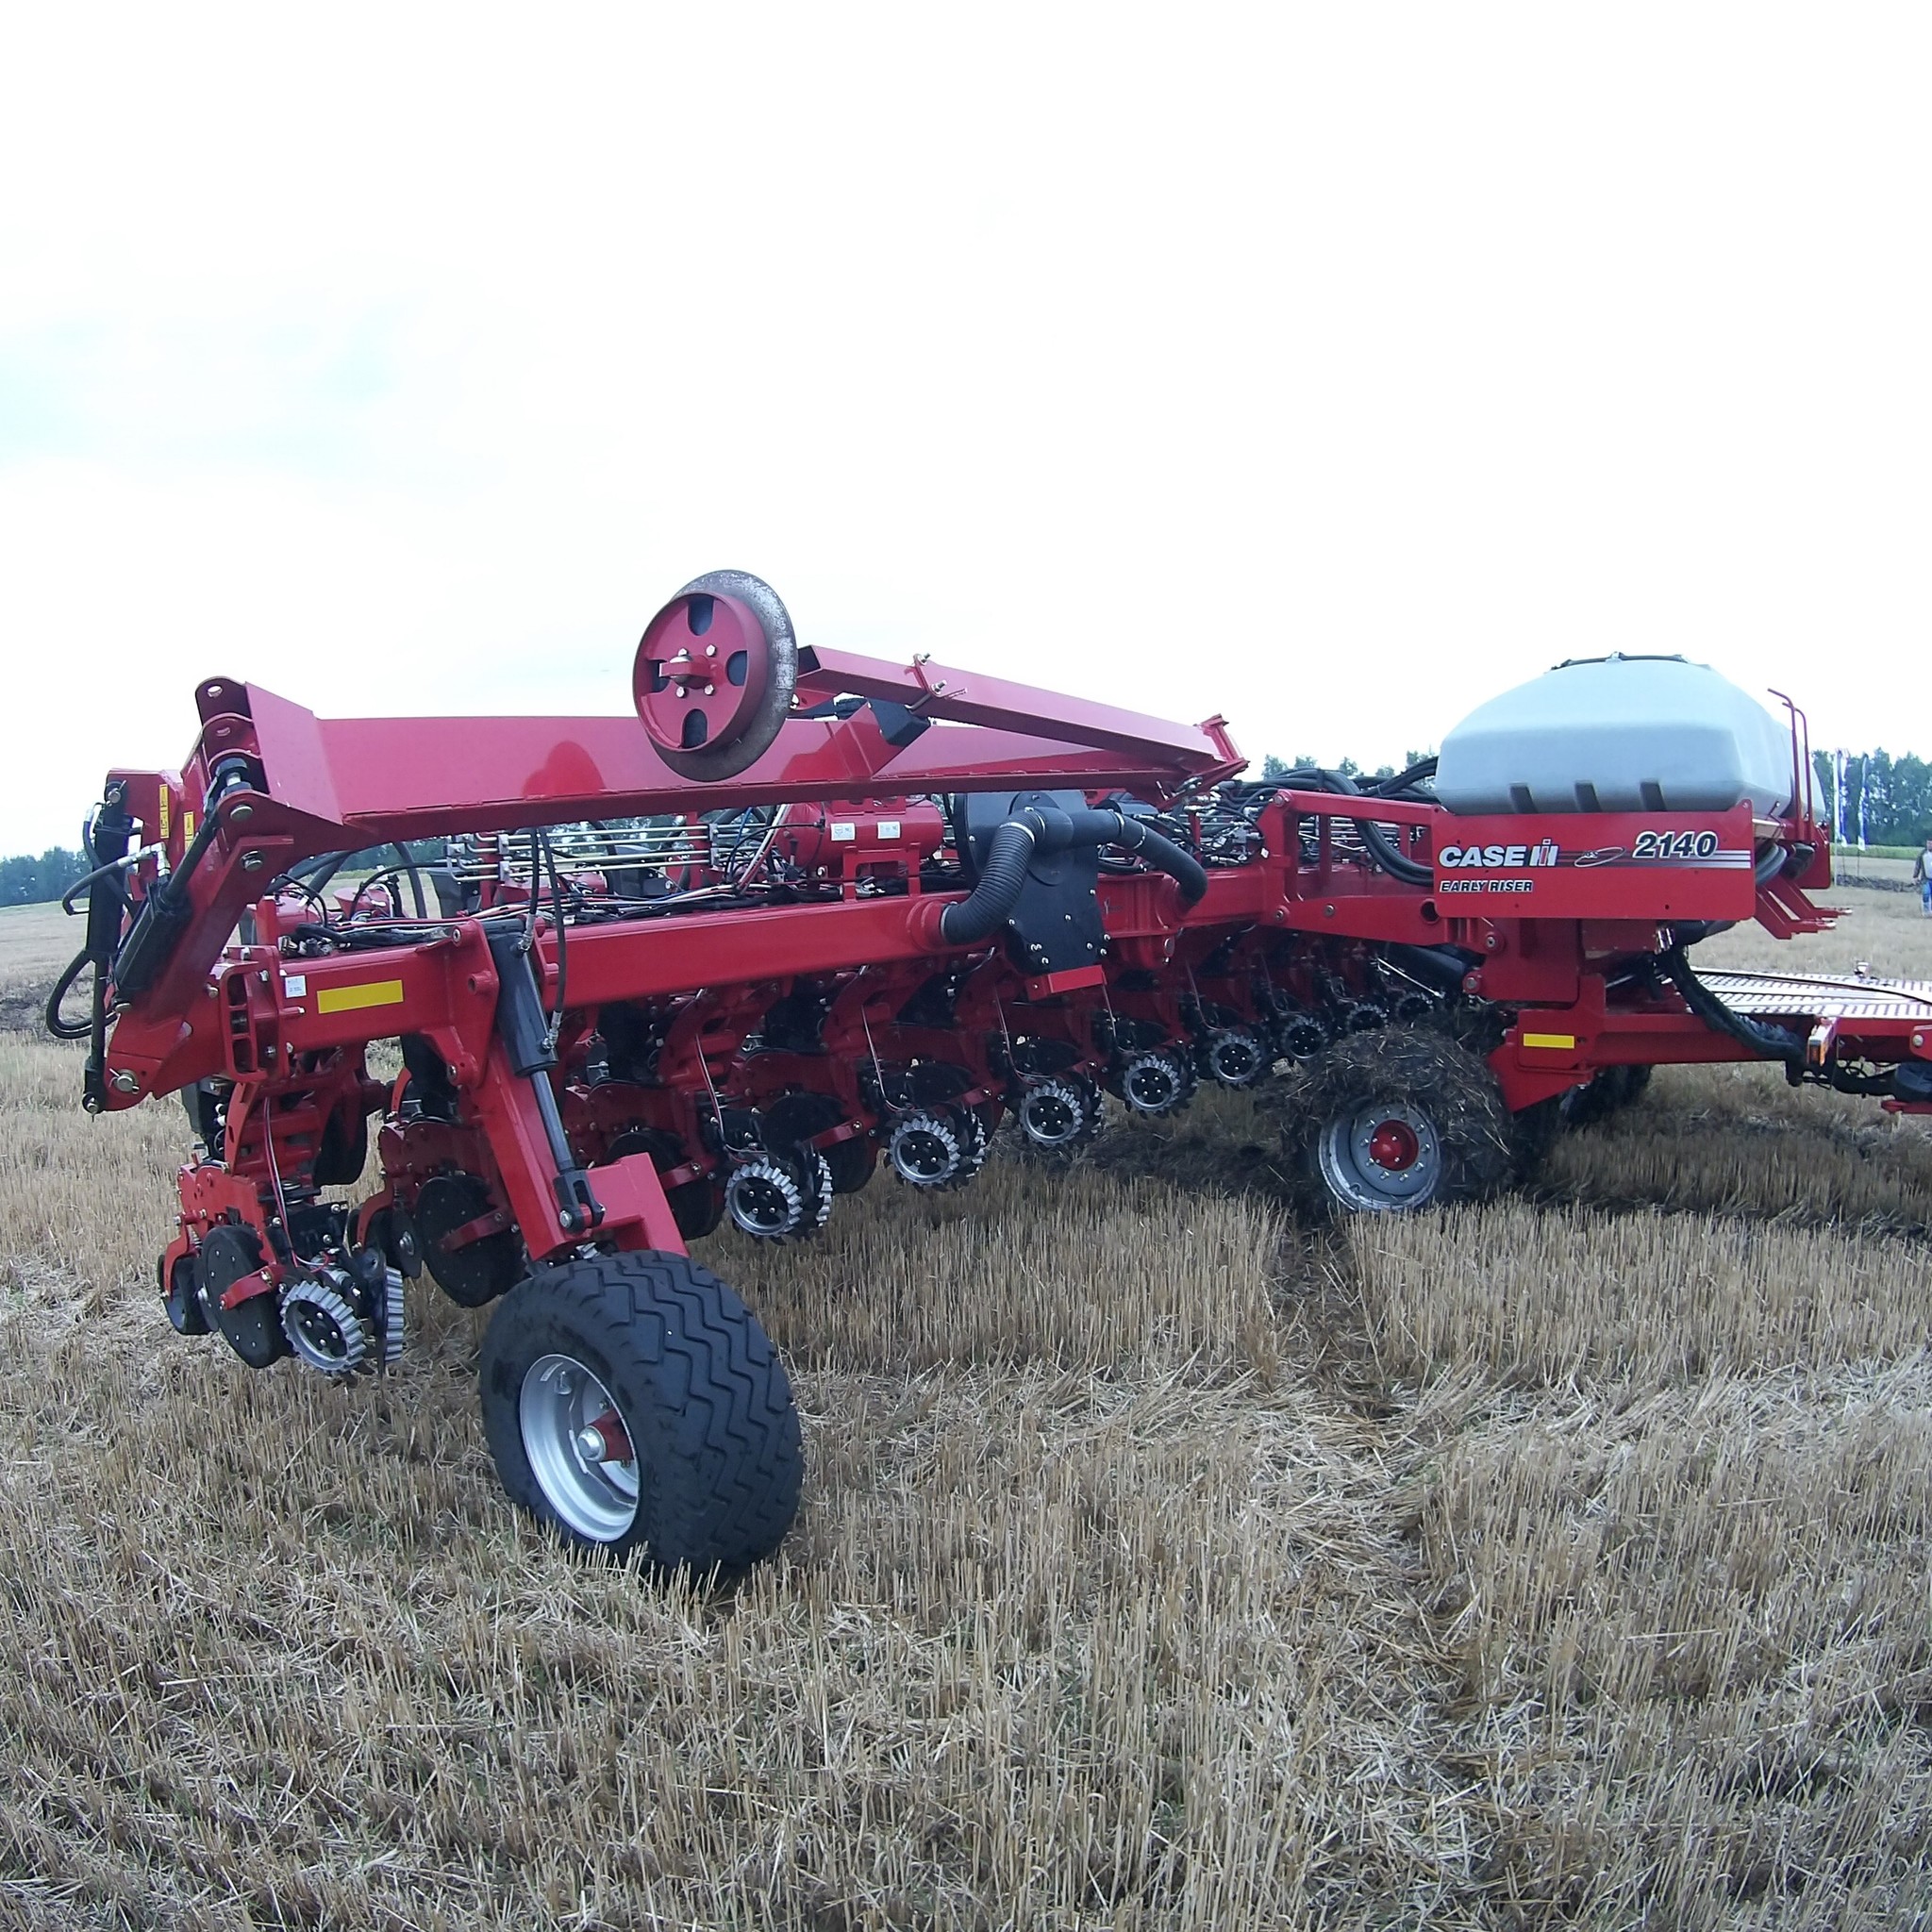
[478,1250,802,1574]
[1274,1025,1515,1218]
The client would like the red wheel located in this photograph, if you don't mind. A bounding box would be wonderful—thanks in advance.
[633,570,799,781]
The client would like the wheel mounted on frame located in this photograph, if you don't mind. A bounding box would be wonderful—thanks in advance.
[633,570,800,783]
[477,1249,803,1574]
[1013,1074,1103,1157]
[1273,1025,1516,1218]
[195,1223,290,1368]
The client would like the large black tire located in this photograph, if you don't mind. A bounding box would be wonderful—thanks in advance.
[1272,1025,1516,1218]
[479,1250,802,1575]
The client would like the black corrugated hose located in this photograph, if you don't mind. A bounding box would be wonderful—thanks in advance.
[938,806,1208,947]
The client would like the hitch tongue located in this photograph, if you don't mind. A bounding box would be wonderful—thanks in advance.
[486,925,604,1234]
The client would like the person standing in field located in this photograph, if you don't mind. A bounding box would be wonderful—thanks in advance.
[1916,836,1932,915]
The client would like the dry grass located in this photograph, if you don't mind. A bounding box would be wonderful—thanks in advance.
[0,892,1928,1926]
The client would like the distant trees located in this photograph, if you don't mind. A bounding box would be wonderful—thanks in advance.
[0,848,87,907]
[1812,751,1932,848]
[1258,753,1427,786]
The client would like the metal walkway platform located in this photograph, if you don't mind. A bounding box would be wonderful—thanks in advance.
[1701,969,1932,1024]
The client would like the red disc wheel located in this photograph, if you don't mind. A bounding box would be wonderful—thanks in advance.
[633,570,799,781]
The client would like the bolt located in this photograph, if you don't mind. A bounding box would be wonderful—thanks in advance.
[1324,904,1335,919]
[110,1070,139,1093]
[675,684,688,699]
[228,803,254,824]
[558,1211,573,1229]
[704,683,714,696]
[705,644,717,657]
[242,852,264,872]
[575,1425,608,1462]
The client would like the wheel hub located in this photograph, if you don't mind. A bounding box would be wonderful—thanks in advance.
[725,1158,803,1238]
[1367,1118,1421,1172]
[520,1354,640,1541]
[1317,1100,1443,1212]
[634,591,771,758]
[889,1110,962,1186]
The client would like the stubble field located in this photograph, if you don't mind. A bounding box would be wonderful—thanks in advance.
[0,890,1929,1928]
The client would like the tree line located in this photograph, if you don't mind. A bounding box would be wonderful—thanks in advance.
[0,842,455,909]
[1811,750,1932,848]
[0,848,89,907]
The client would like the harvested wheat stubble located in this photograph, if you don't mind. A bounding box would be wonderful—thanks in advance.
[1350,1201,1932,1389]
[4,893,1932,1926]
[1398,1361,1932,1922]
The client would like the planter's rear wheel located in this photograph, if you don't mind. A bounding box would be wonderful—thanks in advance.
[479,1250,801,1574]
[1274,1025,1515,1218]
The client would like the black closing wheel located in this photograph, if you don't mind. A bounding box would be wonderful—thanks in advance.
[1273,1025,1516,1218]
[478,1250,803,1574]
[635,570,800,783]
[196,1223,291,1368]
[414,1171,524,1307]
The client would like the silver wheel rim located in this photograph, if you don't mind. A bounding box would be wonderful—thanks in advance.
[1317,1101,1443,1212]
[519,1352,641,1541]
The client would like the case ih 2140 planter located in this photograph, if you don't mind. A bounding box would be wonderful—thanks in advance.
[50,571,1932,1574]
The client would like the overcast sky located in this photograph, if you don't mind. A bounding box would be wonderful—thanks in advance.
[3,6,1926,854]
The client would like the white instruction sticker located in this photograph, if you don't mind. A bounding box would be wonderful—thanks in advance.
[829,822,857,842]
[877,820,901,840]
[282,974,308,997]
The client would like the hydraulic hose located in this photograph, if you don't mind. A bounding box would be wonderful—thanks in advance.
[1660,946,1804,1074]
[1306,769,1435,887]
[938,806,1208,947]
[1663,942,1907,1098]
[1055,806,1208,904]
[1386,942,1479,992]
[43,949,94,1041]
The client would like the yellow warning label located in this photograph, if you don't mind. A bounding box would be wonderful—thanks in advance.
[158,788,170,841]
[1521,1032,1577,1051]
[316,978,406,1016]
[182,809,196,844]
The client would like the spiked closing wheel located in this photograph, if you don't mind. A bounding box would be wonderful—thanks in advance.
[634,570,799,781]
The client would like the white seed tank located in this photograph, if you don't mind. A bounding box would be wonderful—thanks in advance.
[1434,655,1795,818]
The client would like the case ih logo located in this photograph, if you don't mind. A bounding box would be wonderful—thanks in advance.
[1438,841,1563,871]
[1435,830,1752,894]
[1437,832,1749,874]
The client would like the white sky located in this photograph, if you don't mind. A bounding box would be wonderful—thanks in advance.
[2,5,1926,854]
